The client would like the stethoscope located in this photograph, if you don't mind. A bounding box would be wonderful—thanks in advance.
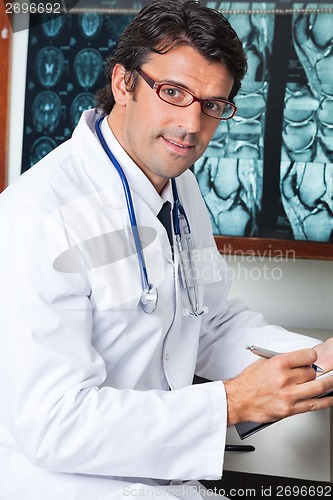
[95,116,206,316]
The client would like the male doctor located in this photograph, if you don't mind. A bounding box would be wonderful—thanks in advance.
[1,1,333,499]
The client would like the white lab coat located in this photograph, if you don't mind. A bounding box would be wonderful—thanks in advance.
[0,110,319,499]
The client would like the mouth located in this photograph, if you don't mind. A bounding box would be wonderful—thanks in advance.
[162,137,195,154]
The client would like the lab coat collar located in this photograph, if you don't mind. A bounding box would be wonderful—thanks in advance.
[72,108,176,269]
[73,110,175,262]
[72,110,125,209]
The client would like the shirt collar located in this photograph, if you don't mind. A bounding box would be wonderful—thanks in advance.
[100,116,174,215]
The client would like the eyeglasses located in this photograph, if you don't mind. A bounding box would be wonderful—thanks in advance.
[136,68,237,120]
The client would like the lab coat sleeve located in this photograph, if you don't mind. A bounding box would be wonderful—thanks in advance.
[182,172,321,382]
[0,207,226,481]
[196,261,321,381]
[178,172,320,380]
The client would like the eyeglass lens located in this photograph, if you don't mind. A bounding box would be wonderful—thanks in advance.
[157,84,235,120]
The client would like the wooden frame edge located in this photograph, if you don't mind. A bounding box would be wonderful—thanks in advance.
[215,235,333,260]
[0,3,11,193]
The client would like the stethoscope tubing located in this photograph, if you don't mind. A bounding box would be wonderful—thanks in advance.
[95,117,150,293]
[95,115,205,317]
[171,179,191,236]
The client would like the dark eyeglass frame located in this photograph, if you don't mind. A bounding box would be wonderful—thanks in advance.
[136,68,237,121]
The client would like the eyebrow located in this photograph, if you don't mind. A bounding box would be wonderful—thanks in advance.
[160,78,230,101]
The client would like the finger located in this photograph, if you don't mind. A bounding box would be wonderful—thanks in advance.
[277,348,318,370]
[291,366,317,385]
[293,373,333,401]
[294,395,333,416]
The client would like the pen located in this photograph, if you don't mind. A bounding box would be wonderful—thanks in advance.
[245,345,324,373]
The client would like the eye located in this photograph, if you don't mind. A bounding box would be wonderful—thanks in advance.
[160,85,188,103]
[164,87,181,98]
[204,100,224,112]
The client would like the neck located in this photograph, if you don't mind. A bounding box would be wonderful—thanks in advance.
[107,111,169,194]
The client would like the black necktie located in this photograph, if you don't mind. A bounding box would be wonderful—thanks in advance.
[157,201,173,249]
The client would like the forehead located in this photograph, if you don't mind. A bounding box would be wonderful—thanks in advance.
[143,45,234,97]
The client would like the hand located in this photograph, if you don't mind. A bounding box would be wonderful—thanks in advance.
[224,348,333,426]
[313,337,333,373]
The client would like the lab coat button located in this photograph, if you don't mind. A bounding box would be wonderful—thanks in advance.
[165,354,169,361]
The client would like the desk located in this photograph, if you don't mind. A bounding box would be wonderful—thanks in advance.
[224,328,333,482]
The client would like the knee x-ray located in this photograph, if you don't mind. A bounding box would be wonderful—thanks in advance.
[21,2,333,244]
[279,7,333,242]
[195,2,273,237]
[194,2,333,243]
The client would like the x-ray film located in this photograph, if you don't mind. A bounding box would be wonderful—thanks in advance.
[21,2,333,244]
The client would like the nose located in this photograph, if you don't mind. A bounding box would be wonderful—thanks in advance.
[179,101,203,134]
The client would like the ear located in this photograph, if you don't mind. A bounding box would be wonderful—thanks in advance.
[111,64,129,105]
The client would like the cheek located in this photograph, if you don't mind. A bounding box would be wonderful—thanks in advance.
[206,122,222,146]
[199,125,218,149]
[131,108,161,139]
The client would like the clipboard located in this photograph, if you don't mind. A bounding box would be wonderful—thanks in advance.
[236,369,333,440]
[235,420,276,440]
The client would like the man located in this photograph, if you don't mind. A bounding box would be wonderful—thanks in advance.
[0,1,333,499]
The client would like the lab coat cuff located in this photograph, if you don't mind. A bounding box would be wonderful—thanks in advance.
[202,380,228,480]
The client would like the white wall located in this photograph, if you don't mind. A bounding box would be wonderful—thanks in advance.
[225,254,333,331]
[8,28,333,332]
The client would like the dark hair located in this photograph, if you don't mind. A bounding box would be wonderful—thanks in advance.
[95,0,247,114]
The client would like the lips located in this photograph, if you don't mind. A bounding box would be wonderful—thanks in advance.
[167,139,192,148]
[163,137,194,151]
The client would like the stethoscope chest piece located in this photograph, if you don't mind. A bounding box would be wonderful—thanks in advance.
[140,285,158,314]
